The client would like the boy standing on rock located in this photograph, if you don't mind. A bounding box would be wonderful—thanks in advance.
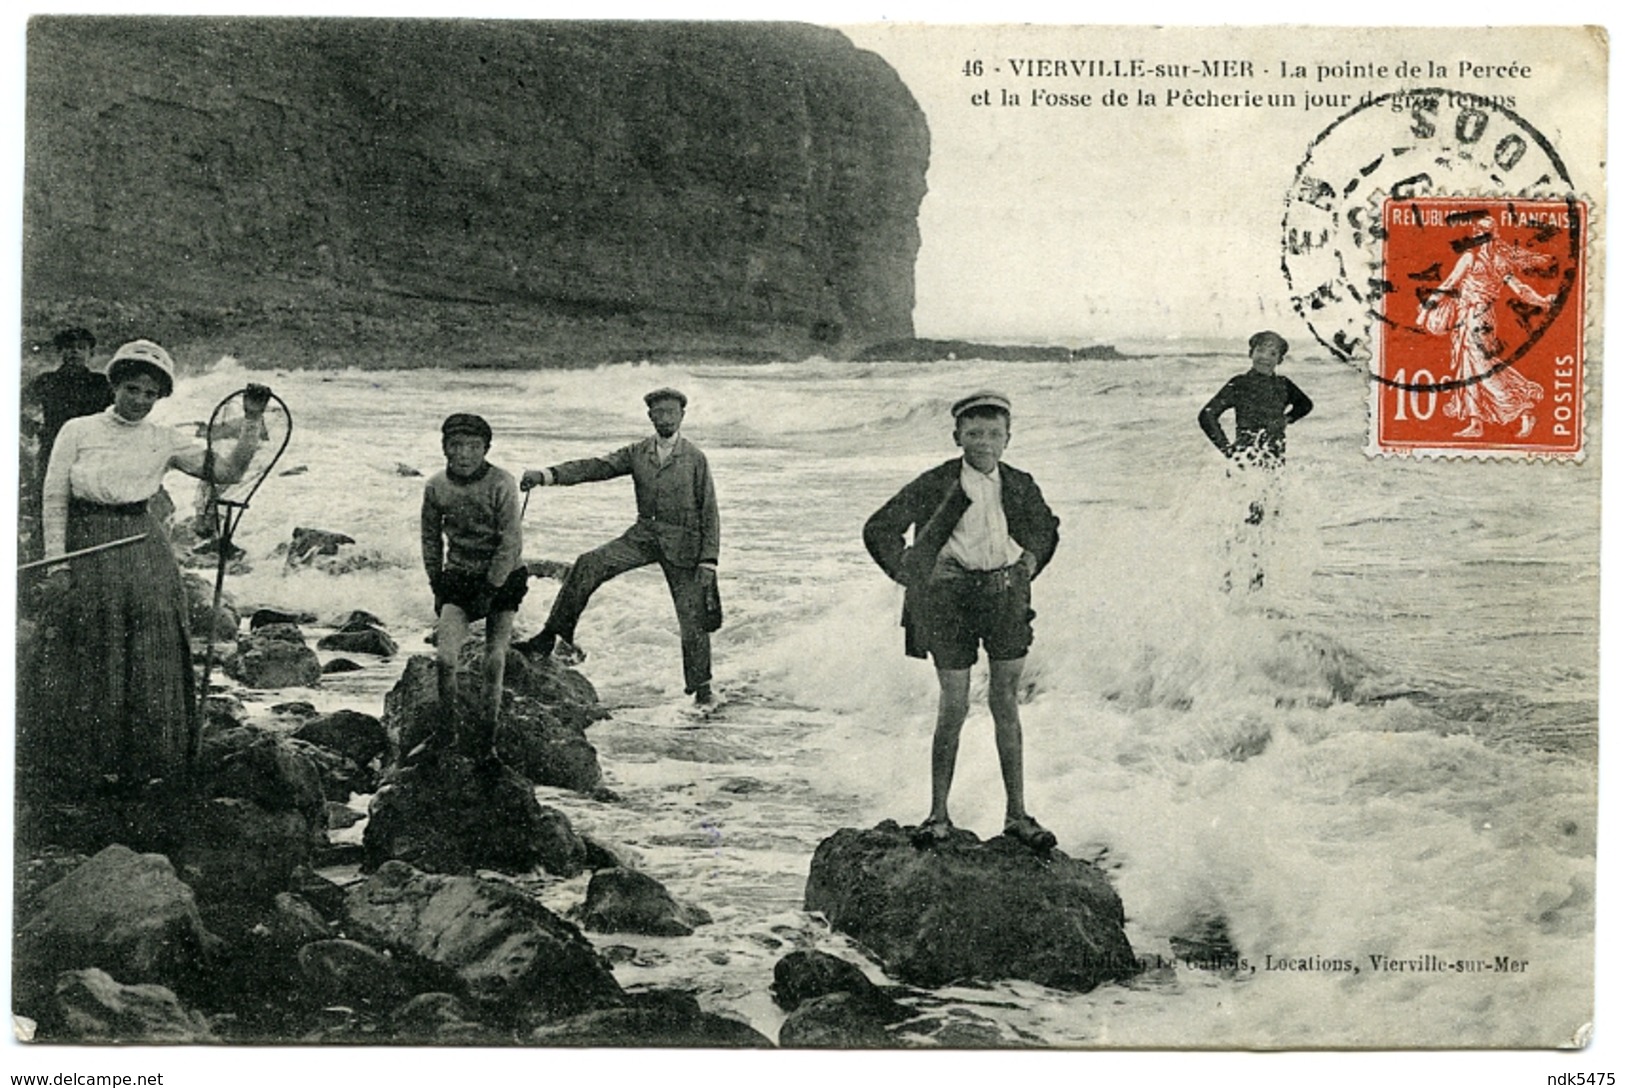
[863,391,1061,852]
[421,413,528,764]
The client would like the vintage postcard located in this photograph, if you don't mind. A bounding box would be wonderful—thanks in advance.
[5,12,1610,1078]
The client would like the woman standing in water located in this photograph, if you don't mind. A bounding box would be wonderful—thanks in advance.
[23,340,272,799]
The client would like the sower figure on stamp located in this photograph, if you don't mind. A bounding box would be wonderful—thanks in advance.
[1197,330,1313,592]
[863,391,1060,852]
[517,387,721,706]
[1417,214,1552,439]
[421,413,528,765]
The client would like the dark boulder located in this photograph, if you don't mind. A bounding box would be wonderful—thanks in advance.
[580,834,631,872]
[301,745,376,802]
[182,571,239,641]
[529,990,770,1048]
[195,725,326,821]
[342,861,623,1022]
[383,654,602,792]
[42,969,216,1043]
[778,992,896,1048]
[249,607,317,630]
[265,892,335,951]
[172,797,319,913]
[293,709,389,769]
[297,938,412,1010]
[322,657,364,674]
[283,527,356,565]
[391,992,489,1043]
[578,867,712,937]
[771,950,909,1020]
[317,625,399,656]
[804,821,1137,992]
[16,846,223,999]
[339,609,386,629]
[363,751,577,876]
[227,627,322,688]
[503,650,609,731]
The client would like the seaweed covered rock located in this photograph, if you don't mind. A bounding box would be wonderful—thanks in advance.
[15,846,223,1002]
[342,861,623,1023]
[382,654,602,792]
[577,867,712,937]
[804,820,1137,992]
[363,751,581,876]
[528,990,770,1048]
[41,969,217,1043]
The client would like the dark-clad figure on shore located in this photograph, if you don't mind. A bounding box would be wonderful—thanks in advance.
[864,391,1060,852]
[1197,330,1314,592]
[518,388,721,706]
[20,328,112,555]
[25,327,112,470]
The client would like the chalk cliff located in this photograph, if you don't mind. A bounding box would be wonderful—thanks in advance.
[24,18,928,366]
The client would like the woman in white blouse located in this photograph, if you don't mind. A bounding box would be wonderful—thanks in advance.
[23,339,271,801]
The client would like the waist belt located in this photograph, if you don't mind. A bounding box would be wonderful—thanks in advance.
[69,497,148,517]
[934,558,1024,590]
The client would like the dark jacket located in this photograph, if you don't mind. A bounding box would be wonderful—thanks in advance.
[549,435,720,567]
[863,458,1060,658]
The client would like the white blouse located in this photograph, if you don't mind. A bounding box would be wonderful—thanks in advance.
[41,407,205,558]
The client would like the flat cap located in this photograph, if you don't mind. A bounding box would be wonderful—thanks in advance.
[950,390,1012,419]
[441,412,493,444]
[643,387,688,408]
[52,327,96,350]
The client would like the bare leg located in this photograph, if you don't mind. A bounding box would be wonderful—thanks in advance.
[988,656,1028,821]
[436,605,472,748]
[929,667,972,823]
[480,610,516,757]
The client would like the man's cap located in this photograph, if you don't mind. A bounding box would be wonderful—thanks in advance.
[643,387,688,408]
[951,390,1012,419]
[106,339,175,398]
[53,327,96,350]
[441,412,493,444]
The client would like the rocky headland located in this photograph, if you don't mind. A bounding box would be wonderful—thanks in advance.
[24,18,928,369]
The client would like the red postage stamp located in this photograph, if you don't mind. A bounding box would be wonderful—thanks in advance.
[1372,196,1586,459]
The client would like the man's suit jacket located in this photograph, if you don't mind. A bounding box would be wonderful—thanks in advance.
[549,435,720,567]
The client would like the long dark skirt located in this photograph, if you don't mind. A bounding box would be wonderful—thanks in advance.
[19,504,196,797]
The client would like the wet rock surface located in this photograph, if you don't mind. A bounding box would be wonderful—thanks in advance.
[805,820,1138,992]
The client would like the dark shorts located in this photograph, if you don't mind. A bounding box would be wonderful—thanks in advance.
[438,566,529,621]
[920,562,1034,670]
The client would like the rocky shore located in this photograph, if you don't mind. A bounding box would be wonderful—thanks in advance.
[14,526,1139,1047]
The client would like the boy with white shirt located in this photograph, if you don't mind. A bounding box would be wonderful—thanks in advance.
[863,391,1061,851]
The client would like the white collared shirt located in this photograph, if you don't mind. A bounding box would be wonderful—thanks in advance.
[942,460,1025,570]
[654,432,679,465]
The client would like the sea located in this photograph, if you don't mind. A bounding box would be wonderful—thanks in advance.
[145,347,1598,1049]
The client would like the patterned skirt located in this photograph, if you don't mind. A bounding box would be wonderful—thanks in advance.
[19,501,196,796]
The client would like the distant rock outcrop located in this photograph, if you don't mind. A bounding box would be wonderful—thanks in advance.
[25,19,927,364]
[804,821,1138,992]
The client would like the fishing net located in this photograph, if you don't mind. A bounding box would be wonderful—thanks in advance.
[192,388,292,550]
